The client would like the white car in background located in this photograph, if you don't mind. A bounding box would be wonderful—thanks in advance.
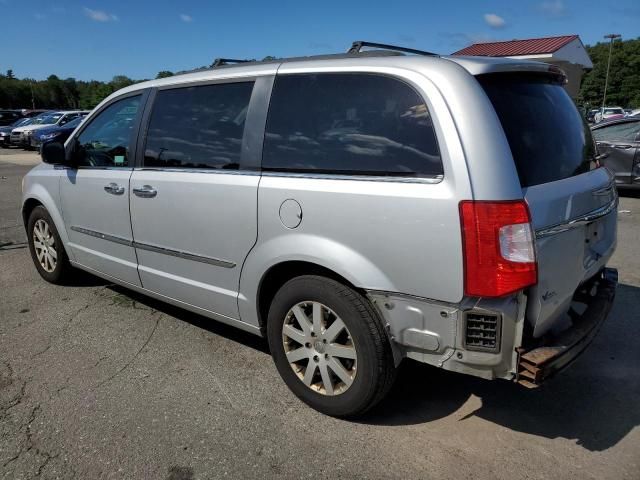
[594,107,625,124]
[10,111,86,148]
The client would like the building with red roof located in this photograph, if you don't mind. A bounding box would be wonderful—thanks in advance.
[452,35,592,97]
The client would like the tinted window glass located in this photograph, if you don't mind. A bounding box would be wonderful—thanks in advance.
[592,121,640,142]
[478,73,597,187]
[75,95,141,168]
[263,73,442,177]
[144,82,254,170]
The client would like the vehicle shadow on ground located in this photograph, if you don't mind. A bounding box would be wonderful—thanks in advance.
[92,275,639,452]
[106,284,270,354]
[362,283,640,452]
[619,188,640,199]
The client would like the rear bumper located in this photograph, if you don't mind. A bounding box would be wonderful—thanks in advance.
[516,267,618,387]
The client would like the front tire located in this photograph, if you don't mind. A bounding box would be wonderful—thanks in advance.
[27,206,74,284]
[267,275,396,417]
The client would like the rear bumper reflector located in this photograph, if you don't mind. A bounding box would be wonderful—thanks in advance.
[516,267,618,388]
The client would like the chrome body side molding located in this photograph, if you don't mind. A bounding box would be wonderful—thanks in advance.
[70,226,236,268]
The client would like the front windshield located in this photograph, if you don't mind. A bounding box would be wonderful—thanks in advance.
[13,117,33,127]
[32,114,63,125]
[65,116,85,129]
[604,108,623,115]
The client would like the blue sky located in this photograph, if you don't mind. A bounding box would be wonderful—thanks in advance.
[4,0,640,81]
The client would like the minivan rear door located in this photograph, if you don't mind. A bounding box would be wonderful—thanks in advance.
[129,79,262,321]
[478,73,618,338]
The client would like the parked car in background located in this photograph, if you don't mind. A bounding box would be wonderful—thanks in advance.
[586,108,600,123]
[31,115,87,150]
[11,111,87,148]
[0,110,24,126]
[21,109,49,118]
[24,46,618,417]
[592,117,640,189]
[0,117,33,147]
[595,107,625,123]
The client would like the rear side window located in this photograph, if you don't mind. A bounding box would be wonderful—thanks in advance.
[478,73,597,188]
[592,121,640,142]
[263,73,442,177]
[144,82,254,170]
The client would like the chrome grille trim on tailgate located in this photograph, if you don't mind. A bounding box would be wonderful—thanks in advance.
[535,192,618,239]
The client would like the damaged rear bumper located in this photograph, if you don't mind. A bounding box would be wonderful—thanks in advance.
[516,267,618,387]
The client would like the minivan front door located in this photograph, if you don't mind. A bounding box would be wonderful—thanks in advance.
[60,93,145,286]
[129,81,259,319]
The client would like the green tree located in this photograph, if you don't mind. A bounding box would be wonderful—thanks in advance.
[156,70,174,79]
[6,69,14,79]
[579,37,640,108]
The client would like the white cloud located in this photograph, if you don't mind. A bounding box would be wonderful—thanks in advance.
[34,12,46,20]
[179,13,193,22]
[540,0,566,17]
[83,7,118,22]
[483,13,506,28]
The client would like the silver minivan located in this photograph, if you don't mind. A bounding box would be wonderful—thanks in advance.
[23,43,618,417]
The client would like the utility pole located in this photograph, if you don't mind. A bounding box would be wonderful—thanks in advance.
[29,80,36,110]
[602,33,621,110]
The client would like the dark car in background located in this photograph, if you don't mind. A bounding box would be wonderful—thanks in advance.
[0,117,33,147]
[0,110,24,126]
[592,117,640,189]
[30,114,87,150]
[586,108,600,124]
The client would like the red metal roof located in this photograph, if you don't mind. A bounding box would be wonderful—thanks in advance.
[452,35,579,57]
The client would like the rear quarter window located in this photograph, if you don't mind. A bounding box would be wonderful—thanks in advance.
[263,73,443,178]
[592,121,640,142]
[478,73,597,188]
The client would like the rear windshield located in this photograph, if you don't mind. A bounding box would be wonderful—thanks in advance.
[478,73,597,188]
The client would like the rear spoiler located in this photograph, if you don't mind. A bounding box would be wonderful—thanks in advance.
[444,55,566,82]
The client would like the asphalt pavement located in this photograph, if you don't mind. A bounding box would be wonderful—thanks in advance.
[1,149,639,479]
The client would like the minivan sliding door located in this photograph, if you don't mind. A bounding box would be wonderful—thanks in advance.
[129,77,270,320]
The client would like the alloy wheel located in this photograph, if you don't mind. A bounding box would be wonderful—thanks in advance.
[282,301,357,396]
[33,219,57,273]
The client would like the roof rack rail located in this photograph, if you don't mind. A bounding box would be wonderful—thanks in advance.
[348,41,438,57]
[211,58,252,67]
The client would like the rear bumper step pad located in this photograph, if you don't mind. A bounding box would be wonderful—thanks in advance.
[516,268,618,388]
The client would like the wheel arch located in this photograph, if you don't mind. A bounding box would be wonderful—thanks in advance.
[256,260,362,333]
[22,189,72,255]
[238,234,398,333]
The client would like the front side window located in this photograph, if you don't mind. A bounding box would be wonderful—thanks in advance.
[592,121,640,142]
[59,113,79,126]
[263,73,443,177]
[143,82,254,170]
[74,95,141,168]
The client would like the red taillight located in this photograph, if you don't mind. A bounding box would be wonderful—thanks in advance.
[460,200,537,297]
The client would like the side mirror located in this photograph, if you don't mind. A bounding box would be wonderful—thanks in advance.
[41,141,67,165]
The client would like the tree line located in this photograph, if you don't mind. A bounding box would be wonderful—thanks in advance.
[578,37,640,108]
[1,40,639,110]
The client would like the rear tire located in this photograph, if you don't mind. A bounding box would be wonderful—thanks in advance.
[267,275,396,417]
[27,206,74,284]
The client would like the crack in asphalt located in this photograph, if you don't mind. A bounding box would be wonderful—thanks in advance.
[0,362,27,416]
[95,314,161,389]
[0,372,64,477]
